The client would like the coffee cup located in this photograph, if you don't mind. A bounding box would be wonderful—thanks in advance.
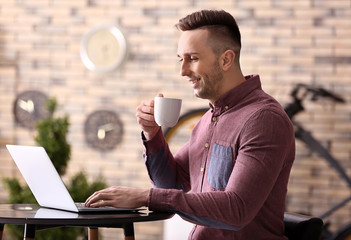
[154,97,182,127]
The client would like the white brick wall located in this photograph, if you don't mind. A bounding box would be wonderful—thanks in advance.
[0,0,351,239]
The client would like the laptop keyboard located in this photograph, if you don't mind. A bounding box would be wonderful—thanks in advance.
[75,202,116,210]
[75,202,88,209]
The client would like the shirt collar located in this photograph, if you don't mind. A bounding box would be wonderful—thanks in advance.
[210,74,262,115]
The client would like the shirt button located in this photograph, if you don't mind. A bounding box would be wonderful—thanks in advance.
[212,117,217,122]
[205,143,209,148]
[225,106,229,110]
[200,167,204,172]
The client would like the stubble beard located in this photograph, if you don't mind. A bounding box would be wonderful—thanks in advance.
[194,61,223,101]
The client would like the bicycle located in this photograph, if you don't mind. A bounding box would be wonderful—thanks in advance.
[164,83,351,240]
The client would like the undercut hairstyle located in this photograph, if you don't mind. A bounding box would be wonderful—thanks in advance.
[176,10,241,61]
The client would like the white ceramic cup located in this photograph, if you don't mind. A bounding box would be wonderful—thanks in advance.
[154,97,182,127]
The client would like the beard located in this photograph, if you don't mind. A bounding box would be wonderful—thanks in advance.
[194,61,223,100]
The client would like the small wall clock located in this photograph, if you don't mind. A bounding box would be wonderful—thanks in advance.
[13,90,49,129]
[80,23,127,73]
[84,110,124,151]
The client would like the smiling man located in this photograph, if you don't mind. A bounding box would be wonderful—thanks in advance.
[86,10,295,240]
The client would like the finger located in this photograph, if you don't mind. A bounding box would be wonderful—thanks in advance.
[136,103,154,118]
[85,196,97,207]
[139,105,154,116]
[137,113,155,123]
[85,191,106,206]
[141,99,154,108]
[90,199,112,208]
[85,192,98,205]
[136,108,158,127]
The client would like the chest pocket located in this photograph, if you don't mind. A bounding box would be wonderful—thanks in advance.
[207,143,234,190]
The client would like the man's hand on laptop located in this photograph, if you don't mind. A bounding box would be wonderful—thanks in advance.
[85,186,150,209]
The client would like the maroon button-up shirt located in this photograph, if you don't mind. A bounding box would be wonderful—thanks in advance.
[143,75,295,240]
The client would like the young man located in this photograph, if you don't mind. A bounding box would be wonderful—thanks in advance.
[86,10,295,240]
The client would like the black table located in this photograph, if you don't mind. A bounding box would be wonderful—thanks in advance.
[0,204,173,240]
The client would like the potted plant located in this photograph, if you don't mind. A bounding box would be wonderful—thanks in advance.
[3,98,106,240]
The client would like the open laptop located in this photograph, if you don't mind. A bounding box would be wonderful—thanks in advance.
[6,144,143,213]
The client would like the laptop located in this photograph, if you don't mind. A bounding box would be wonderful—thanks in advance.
[6,144,143,213]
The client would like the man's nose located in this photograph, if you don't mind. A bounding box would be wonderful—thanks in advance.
[180,61,190,76]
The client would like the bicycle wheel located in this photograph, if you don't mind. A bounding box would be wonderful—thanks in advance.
[164,108,208,152]
[332,223,351,240]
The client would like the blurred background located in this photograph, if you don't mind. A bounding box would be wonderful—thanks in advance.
[0,0,350,239]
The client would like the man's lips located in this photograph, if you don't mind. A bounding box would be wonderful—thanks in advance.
[188,77,201,88]
[188,77,201,85]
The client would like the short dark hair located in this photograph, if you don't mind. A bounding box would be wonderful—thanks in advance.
[175,9,241,55]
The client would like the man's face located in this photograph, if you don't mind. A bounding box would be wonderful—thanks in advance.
[177,29,223,103]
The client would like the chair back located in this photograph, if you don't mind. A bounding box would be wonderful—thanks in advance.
[284,212,323,240]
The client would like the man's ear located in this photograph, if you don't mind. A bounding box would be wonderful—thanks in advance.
[221,49,235,71]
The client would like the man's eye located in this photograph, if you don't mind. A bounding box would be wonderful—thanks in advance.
[178,56,198,63]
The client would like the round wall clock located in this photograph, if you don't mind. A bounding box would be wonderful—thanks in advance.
[84,110,124,151]
[13,90,49,129]
[80,23,127,73]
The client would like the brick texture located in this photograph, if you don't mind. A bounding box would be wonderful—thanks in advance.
[0,0,351,239]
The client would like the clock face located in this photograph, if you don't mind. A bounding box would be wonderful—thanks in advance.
[13,90,50,129]
[84,110,124,151]
[80,24,127,73]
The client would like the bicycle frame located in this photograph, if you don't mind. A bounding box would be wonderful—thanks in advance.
[294,123,351,219]
[285,84,349,220]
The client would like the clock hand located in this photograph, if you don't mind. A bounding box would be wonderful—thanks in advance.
[97,123,116,140]
[100,123,116,131]
[97,129,106,140]
[18,99,35,113]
